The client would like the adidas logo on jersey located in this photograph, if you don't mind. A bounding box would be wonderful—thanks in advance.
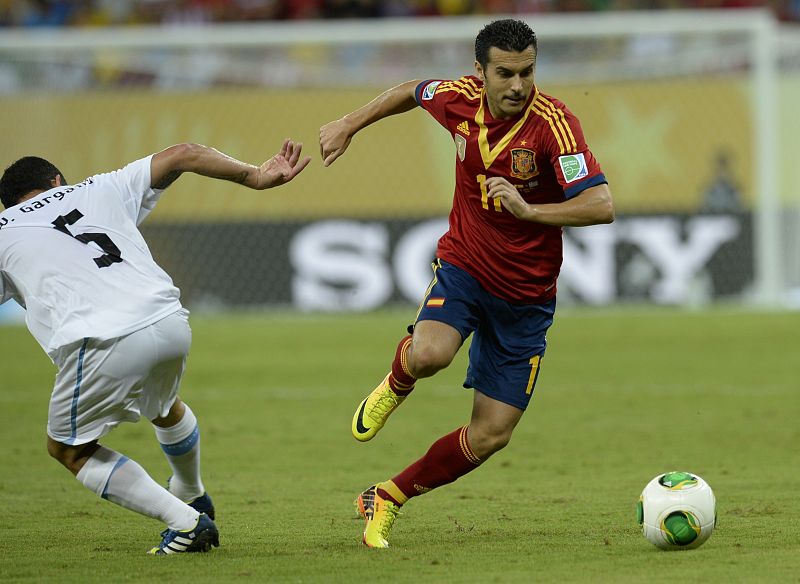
[456,121,470,136]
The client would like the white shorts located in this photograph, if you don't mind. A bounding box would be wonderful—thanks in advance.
[48,309,192,446]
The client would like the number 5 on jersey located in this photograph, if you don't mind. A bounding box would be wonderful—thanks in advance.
[52,209,123,268]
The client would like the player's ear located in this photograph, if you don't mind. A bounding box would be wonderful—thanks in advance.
[474,60,484,82]
[52,174,63,187]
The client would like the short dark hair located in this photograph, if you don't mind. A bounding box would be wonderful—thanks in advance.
[0,156,65,209]
[475,19,537,69]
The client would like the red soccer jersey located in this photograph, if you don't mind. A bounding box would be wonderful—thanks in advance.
[415,76,607,303]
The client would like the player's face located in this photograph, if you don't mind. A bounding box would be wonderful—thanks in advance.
[475,46,536,120]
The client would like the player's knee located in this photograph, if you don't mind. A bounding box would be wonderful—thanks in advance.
[409,342,454,377]
[46,438,96,474]
[484,431,512,456]
[46,438,72,467]
[469,426,513,459]
[46,438,59,460]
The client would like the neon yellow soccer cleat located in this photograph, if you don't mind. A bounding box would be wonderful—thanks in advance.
[356,485,400,548]
[351,374,406,442]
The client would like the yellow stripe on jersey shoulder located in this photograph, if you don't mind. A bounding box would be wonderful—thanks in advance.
[532,102,567,154]
[533,95,577,154]
[436,79,481,99]
[435,86,481,101]
[460,77,481,92]
[451,77,481,95]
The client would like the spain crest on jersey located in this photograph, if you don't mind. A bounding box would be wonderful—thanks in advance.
[510,148,537,180]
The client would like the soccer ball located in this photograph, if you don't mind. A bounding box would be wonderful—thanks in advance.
[637,471,716,550]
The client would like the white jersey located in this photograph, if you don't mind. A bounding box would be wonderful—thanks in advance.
[0,155,182,358]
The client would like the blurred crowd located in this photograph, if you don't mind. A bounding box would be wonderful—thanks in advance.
[1,0,799,25]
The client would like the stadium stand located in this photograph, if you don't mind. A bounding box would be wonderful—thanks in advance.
[0,0,798,26]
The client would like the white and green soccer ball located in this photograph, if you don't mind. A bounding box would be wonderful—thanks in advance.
[637,471,716,550]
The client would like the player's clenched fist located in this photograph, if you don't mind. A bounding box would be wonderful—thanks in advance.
[486,176,532,220]
[319,118,353,167]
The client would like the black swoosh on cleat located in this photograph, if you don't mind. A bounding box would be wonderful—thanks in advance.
[355,400,370,435]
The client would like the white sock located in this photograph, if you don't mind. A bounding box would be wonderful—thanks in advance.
[76,445,198,531]
[153,403,205,502]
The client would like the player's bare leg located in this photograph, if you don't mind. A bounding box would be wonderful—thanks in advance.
[407,319,463,377]
[352,320,462,441]
[47,438,100,476]
[465,391,524,460]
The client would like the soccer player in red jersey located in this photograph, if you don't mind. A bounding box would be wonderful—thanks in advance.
[320,19,614,548]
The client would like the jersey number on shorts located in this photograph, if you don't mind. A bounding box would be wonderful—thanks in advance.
[525,355,541,395]
[51,209,123,268]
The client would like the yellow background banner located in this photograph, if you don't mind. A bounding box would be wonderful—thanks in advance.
[0,78,771,221]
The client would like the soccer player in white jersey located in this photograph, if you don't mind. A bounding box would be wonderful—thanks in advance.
[0,140,310,554]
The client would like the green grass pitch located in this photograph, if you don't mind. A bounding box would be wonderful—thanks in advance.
[0,308,798,583]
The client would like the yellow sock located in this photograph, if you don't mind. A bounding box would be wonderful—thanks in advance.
[378,480,409,506]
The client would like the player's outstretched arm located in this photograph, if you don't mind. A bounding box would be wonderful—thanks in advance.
[486,178,614,227]
[319,79,420,167]
[150,140,311,191]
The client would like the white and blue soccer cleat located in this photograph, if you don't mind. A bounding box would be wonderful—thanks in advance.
[147,513,219,555]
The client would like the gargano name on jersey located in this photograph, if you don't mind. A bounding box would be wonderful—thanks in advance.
[15,178,95,215]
